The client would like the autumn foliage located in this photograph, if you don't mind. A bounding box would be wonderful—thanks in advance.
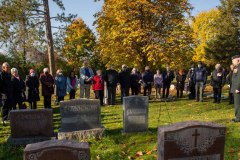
[64,18,96,68]
[95,0,194,70]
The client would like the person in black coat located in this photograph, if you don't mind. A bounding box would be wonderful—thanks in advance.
[39,68,54,109]
[26,69,40,109]
[176,69,186,98]
[0,62,12,122]
[130,68,140,95]
[187,65,196,99]
[11,68,26,110]
[162,65,175,98]
[104,64,119,105]
[118,64,130,102]
[210,64,226,103]
[142,66,154,98]
[226,64,234,105]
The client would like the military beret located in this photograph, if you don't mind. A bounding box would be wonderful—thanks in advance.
[232,55,240,60]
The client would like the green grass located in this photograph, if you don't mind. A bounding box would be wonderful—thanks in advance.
[0,90,240,160]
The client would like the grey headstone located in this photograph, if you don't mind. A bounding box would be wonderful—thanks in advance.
[60,99,101,132]
[123,96,149,133]
[58,99,105,140]
[7,109,55,145]
[158,121,226,160]
[24,139,90,160]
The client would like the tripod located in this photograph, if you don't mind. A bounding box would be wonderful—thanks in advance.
[157,98,172,126]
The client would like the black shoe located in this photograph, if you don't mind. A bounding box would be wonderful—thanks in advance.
[213,101,217,103]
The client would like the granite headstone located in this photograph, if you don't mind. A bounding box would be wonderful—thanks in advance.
[123,96,149,133]
[158,121,226,160]
[58,99,105,140]
[7,109,55,145]
[24,139,90,160]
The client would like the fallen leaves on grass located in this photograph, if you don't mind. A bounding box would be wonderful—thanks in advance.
[228,148,240,153]
[136,151,143,157]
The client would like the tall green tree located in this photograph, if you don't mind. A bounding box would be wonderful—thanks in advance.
[205,0,240,67]
[0,0,75,75]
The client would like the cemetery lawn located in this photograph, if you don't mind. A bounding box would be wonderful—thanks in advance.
[0,97,240,159]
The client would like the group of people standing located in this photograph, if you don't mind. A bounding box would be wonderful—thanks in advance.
[0,62,40,122]
[1,56,240,123]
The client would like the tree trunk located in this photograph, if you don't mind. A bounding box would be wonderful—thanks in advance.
[43,0,55,76]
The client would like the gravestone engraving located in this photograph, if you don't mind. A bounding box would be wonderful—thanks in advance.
[123,96,149,133]
[24,139,90,160]
[58,99,105,140]
[158,121,226,160]
[7,109,55,145]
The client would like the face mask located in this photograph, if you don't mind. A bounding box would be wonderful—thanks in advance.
[191,68,194,70]
[59,73,63,76]
[198,65,202,68]
[30,73,35,77]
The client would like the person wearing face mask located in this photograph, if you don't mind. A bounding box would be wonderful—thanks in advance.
[176,69,186,98]
[187,65,196,99]
[231,55,240,122]
[39,68,54,108]
[119,64,131,102]
[154,70,163,100]
[162,65,175,99]
[103,64,119,105]
[93,70,104,106]
[194,61,207,102]
[130,68,141,95]
[67,71,78,100]
[11,68,26,110]
[55,69,67,104]
[142,66,154,98]
[25,69,40,109]
[210,64,226,103]
[79,60,94,99]
[1,62,12,122]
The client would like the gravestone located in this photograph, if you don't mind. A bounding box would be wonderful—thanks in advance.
[58,99,105,140]
[24,139,90,160]
[158,121,226,160]
[7,109,55,145]
[123,96,149,133]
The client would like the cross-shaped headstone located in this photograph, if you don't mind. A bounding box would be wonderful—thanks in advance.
[192,129,200,147]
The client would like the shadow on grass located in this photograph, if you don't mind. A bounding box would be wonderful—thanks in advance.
[0,142,24,160]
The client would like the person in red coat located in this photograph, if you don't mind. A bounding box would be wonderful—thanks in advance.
[39,68,54,108]
[93,70,104,106]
